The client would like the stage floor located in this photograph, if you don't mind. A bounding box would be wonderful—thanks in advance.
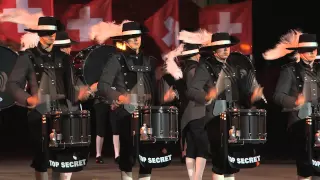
[0,158,297,180]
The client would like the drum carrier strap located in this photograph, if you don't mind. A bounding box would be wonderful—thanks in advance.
[294,63,320,105]
[204,59,233,108]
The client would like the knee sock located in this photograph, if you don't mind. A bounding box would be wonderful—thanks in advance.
[186,157,195,180]
[224,174,235,180]
[121,171,133,180]
[194,157,206,180]
[60,173,72,180]
[96,135,104,157]
[35,172,48,180]
[297,176,311,180]
[113,135,120,158]
[138,173,151,180]
[212,173,224,180]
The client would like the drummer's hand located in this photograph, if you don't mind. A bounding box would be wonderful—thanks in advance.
[205,87,217,102]
[118,94,130,104]
[27,95,39,108]
[295,94,305,107]
[251,86,264,103]
[111,101,120,110]
[78,85,91,101]
[61,47,71,55]
[164,87,176,103]
[90,83,98,93]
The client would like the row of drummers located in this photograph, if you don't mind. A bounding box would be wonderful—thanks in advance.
[117,29,320,180]
[11,16,320,180]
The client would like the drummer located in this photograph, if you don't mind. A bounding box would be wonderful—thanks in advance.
[96,21,176,180]
[53,31,78,55]
[186,32,264,180]
[272,33,320,180]
[6,17,91,180]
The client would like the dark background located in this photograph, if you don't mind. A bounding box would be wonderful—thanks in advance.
[0,0,318,161]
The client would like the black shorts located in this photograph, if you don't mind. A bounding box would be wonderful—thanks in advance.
[94,103,112,137]
[289,120,320,177]
[185,118,209,159]
[206,117,240,175]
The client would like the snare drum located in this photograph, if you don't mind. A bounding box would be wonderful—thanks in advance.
[43,110,91,148]
[139,106,179,142]
[227,109,267,144]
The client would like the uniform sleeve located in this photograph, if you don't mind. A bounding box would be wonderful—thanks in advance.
[97,55,122,101]
[273,67,297,109]
[6,54,36,106]
[186,64,210,104]
[162,74,176,87]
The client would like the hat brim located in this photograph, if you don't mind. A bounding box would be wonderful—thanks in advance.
[111,32,148,40]
[53,39,78,47]
[179,49,199,57]
[112,24,149,40]
[24,29,57,33]
[286,46,318,50]
[200,36,240,51]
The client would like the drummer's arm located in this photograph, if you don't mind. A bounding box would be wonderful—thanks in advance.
[186,64,210,105]
[97,55,122,101]
[6,54,37,106]
[273,67,297,109]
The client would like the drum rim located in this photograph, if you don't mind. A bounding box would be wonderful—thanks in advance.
[45,110,90,115]
[228,109,266,112]
[141,106,178,110]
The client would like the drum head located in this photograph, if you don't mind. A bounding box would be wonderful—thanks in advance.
[226,52,257,93]
[0,46,18,109]
[73,45,117,85]
[226,52,254,72]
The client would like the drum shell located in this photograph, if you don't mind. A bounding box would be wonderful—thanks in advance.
[140,106,179,141]
[227,109,267,144]
[45,110,91,147]
[312,113,320,133]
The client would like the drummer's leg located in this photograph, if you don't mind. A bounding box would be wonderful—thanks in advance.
[110,110,120,162]
[52,172,72,180]
[190,118,208,180]
[118,113,133,179]
[138,165,152,180]
[185,127,196,180]
[28,111,49,180]
[207,117,238,180]
[289,121,313,180]
[94,103,108,163]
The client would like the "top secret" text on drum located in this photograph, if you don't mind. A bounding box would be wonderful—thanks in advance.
[228,155,261,164]
[49,159,86,168]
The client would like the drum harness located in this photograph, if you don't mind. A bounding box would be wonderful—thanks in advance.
[115,52,153,165]
[292,62,320,167]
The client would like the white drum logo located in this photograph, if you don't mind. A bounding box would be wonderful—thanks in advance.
[228,155,260,164]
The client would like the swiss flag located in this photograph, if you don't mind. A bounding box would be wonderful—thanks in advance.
[144,0,179,54]
[199,0,252,54]
[0,0,54,43]
[58,0,112,51]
